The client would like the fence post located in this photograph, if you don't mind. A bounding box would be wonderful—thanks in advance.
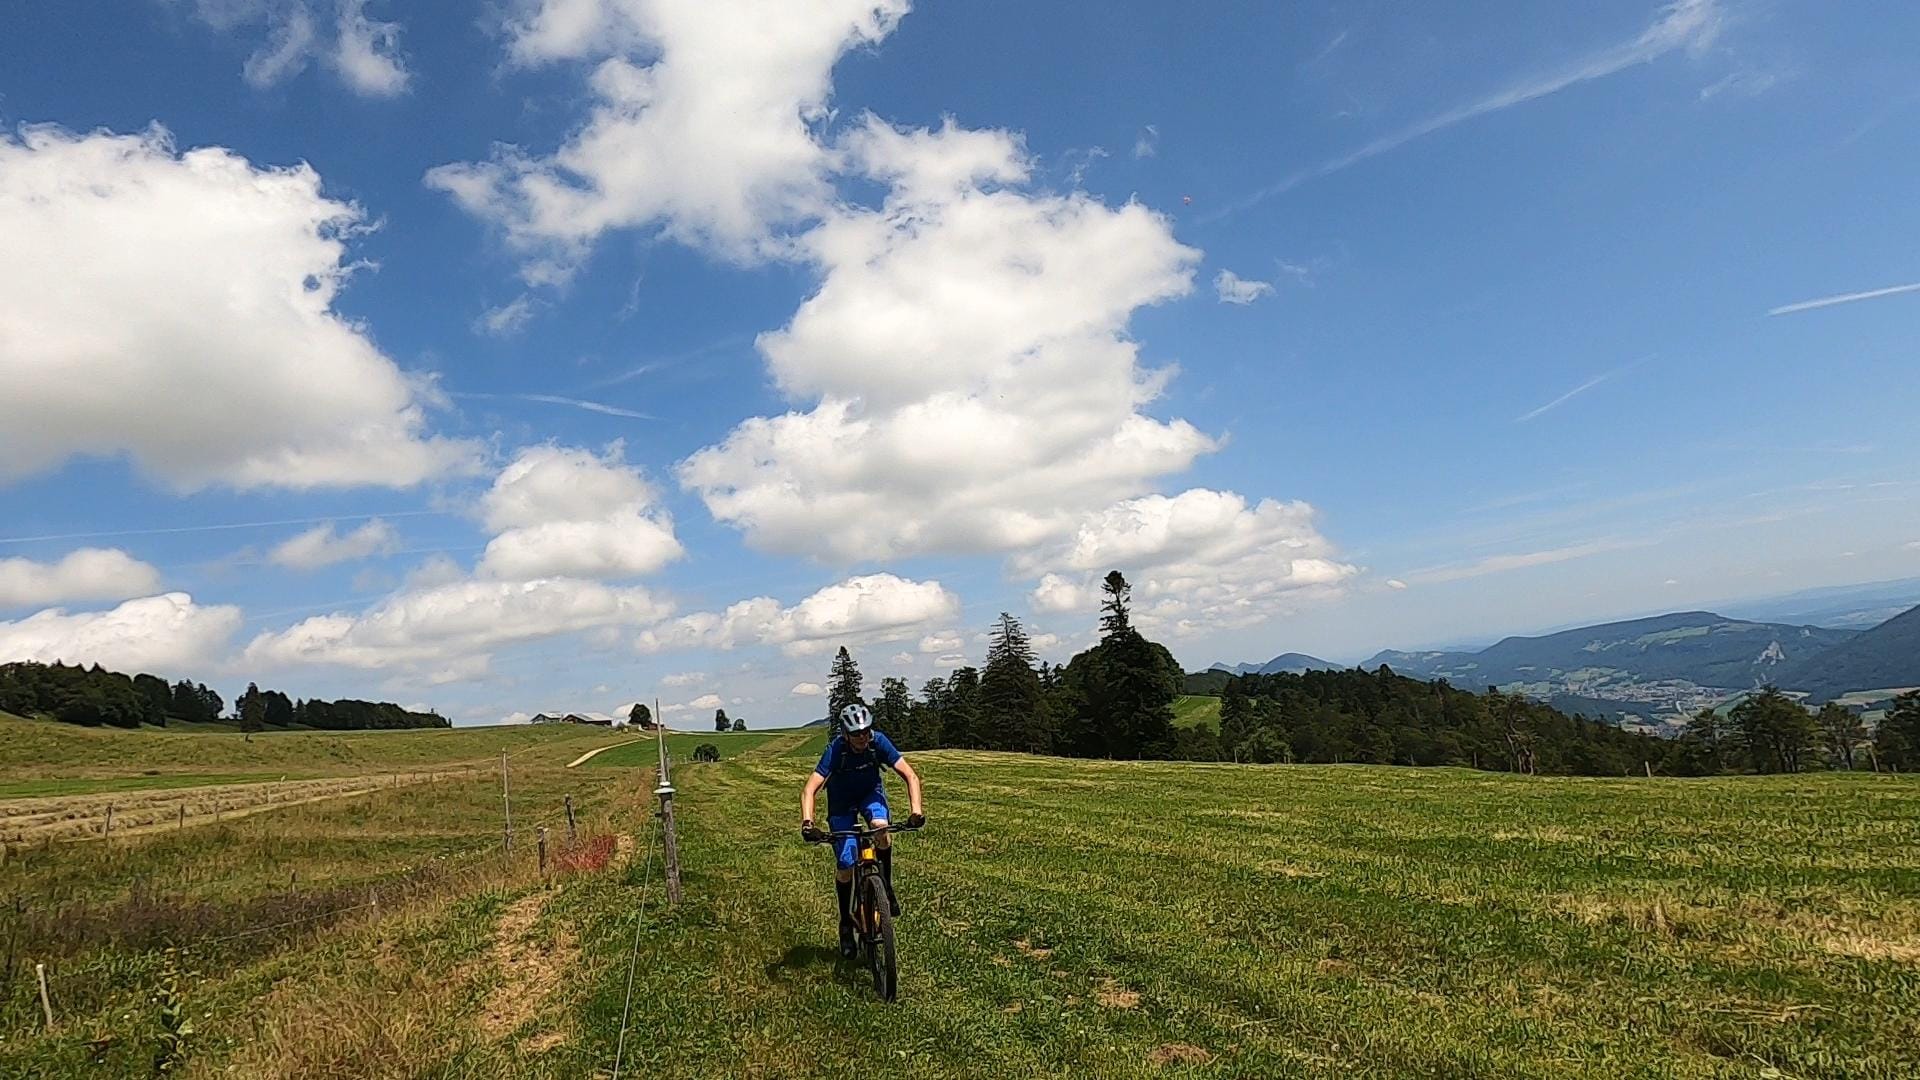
[1644,761,1652,779]
[36,962,53,1030]
[538,827,548,878]
[564,795,577,844]
[103,804,113,841]
[178,804,186,830]
[500,751,513,856]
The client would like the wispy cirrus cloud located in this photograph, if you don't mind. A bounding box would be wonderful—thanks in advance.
[1768,281,1920,316]
[1516,355,1654,422]
[1212,0,1724,219]
[1407,538,1640,585]
[452,392,656,421]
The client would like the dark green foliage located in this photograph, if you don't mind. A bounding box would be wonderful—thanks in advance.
[1875,691,1920,771]
[1050,575,1178,760]
[1730,687,1818,774]
[169,680,223,724]
[692,743,721,763]
[1673,707,1730,775]
[1181,669,1233,696]
[979,613,1048,752]
[827,646,864,740]
[293,697,449,730]
[1210,670,1664,776]
[628,702,652,728]
[236,683,266,733]
[1815,702,1867,770]
[0,661,153,728]
[873,676,913,745]
[132,673,172,727]
[731,716,746,732]
[715,708,730,733]
[262,689,294,728]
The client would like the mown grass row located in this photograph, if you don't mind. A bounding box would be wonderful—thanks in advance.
[562,749,1919,1079]
[0,711,617,784]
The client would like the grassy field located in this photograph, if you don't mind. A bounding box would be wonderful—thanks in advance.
[582,729,790,768]
[5,726,1918,1078]
[1172,694,1223,731]
[0,710,621,785]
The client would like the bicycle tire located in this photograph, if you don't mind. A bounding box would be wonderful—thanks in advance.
[861,873,897,1001]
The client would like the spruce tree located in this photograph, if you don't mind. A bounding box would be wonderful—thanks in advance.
[827,647,865,739]
[980,612,1047,752]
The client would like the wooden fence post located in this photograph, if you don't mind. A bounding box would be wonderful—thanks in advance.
[103,805,113,841]
[564,795,577,844]
[178,804,186,830]
[538,827,548,878]
[500,751,513,856]
[36,962,53,1030]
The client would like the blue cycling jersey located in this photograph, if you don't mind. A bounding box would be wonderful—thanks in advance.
[814,731,902,812]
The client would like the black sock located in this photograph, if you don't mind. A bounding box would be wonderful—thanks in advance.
[878,846,894,894]
[836,879,852,923]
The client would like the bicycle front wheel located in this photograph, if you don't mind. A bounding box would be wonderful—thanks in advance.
[861,874,896,1001]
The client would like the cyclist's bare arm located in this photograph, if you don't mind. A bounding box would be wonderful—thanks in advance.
[892,756,924,818]
[800,771,825,827]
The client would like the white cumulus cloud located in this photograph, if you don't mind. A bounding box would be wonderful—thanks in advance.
[0,549,163,608]
[639,573,960,657]
[688,693,724,709]
[1018,488,1357,636]
[680,117,1211,561]
[0,124,476,491]
[661,670,706,687]
[245,577,672,671]
[790,681,825,696]
[476,444,682,580]
[0,592,242,672]
[269,519,399,571]
[430,0,909,280]
[1214,269,1274,305]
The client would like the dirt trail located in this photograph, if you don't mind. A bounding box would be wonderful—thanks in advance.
[479,891,575,1042]
[565,737,647,768]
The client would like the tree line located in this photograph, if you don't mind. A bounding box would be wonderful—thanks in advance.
[0,661,448,731]
[1672,686,1918,775]
[815,570,1920,778]
[828,572,1195,761]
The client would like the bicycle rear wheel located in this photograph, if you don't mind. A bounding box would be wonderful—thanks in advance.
[861,874,896,1001]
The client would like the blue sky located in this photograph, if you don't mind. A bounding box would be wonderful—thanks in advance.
[2,0,1917,726]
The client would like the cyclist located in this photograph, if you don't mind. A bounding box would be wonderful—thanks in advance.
[800,703,925,957]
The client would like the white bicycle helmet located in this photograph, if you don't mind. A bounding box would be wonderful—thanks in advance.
[839,703,874,733]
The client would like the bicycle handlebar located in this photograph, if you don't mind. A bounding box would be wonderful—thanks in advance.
[803,822,923,843]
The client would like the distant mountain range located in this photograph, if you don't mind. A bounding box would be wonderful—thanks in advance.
[1721,576,1920,631]
[1775,603,1920,702]
[1207,602,1920,717]
[1208,652,1339,676]
[1358,611,1855,694]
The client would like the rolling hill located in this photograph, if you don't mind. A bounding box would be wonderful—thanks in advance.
[1207,652,1340,677]
[1774,602,1920,702]
[1360,611,1855,694]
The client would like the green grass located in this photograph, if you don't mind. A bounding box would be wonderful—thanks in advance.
[6,744,1917,1078]
[0,710,621,782]
[559,756,1920,1079]
[583,730,789,768]
[1171,694,1222,731]
[0,772,277,799]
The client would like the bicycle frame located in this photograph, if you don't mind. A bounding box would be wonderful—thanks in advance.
[807,821,919,1000]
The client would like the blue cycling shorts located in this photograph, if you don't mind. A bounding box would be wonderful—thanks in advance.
[828,794,890,870]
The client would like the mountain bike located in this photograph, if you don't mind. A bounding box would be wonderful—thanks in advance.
[806,821,920,1001]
